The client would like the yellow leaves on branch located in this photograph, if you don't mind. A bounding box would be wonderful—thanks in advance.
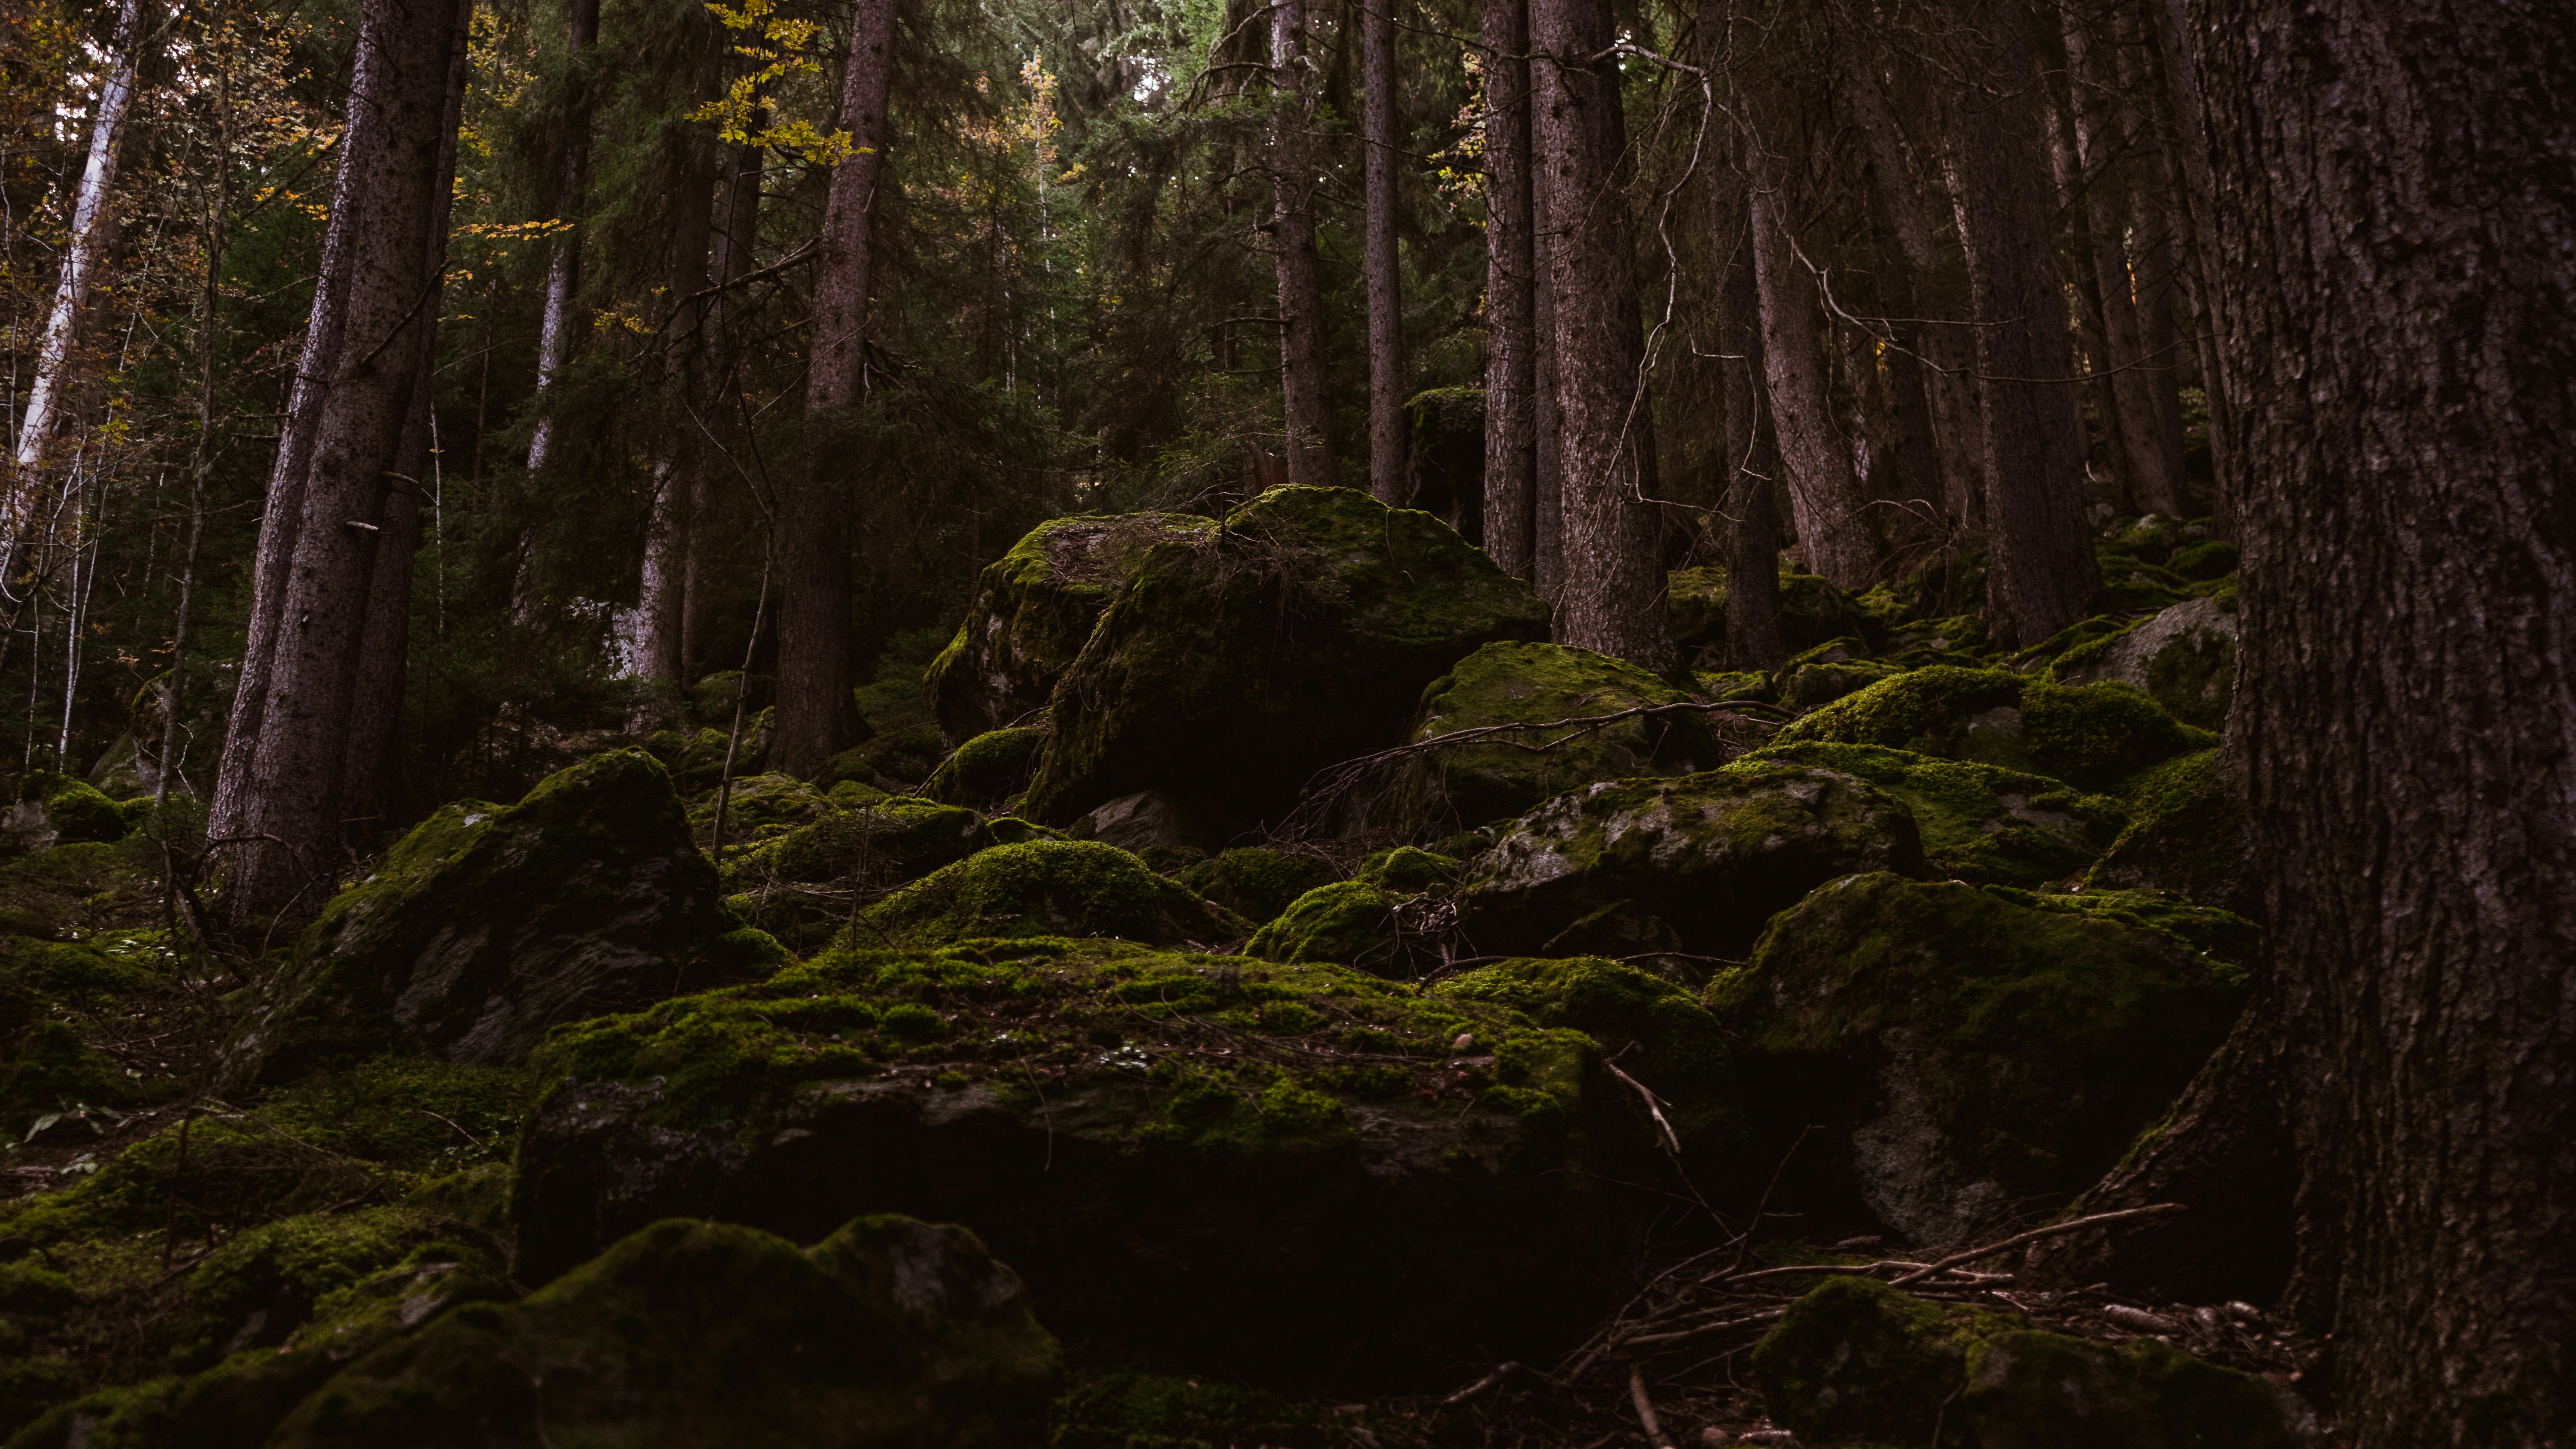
[691,0,860,165]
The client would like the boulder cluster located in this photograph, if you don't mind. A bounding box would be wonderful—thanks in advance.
[0,491,2299,1446]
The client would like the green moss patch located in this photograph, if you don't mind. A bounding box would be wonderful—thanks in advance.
[1772,666,2213,792]
[1171,847,1337,925]
[920,726,1045,808]
[1745,741,2124,888]
[1400,641,1716,831]
[848,840,1250,949]
[1245,881,1412,974]
[2081,751,2259,917]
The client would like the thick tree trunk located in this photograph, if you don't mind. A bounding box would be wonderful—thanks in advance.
[11,0,146,481]
[1270,0,1332,487]
[1481,0,1538,579]
[218,0,464,913]
[1529,0,1675,669]
[1530,148,1565,599]
[1361,0,1403,504]
[682,140,763,681]
[772,0,895,777]
[2193,0,2576,1437]
[1938,0,2097,649]
[521,0,601,480]
[1740,61,1879,592]
[340,3,471,831]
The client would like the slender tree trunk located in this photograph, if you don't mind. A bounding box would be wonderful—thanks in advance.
[633,52,723,732]
[1529,0,1676,669]
[2144,0,2237,524]
[683,139,762,681]
[1696,34,1786,672]
[772,0,894,777]
[2035,42,2135,510]
[217,0,464,914]
[11,0,146,480]
[159,55,228,804]
[1739,55,1879,592]
[1481,0,1537,578]
[340,0,470,832]
[1270,0,1332,487]
[521,0,601,481]
[1530,146,1566,598]
[1938,0,2098,649]
[2196,0,2576,1437]
[1361,0,1403,503]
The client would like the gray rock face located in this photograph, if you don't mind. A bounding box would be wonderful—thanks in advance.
[2058,595,2239,729]
[1068,788,1217,855]
[222,750,783,1087]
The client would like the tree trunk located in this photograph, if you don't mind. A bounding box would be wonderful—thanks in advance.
[1362,0,1403,504]
[1529,0,1676,670]
[1937,0,2097,650]
[1530,144,1566,599]
[2195,0,2576,1436]
[772,0,895,777]
[2143,0,2238,524]
[683,139,763,681]
[11,0,146,480]
[1481,0,1537,579]
[1739,52,1879,593]
[521,0,601,480]
[1270,0,1332,487]
[340,0,471,832]
[218,0,465,913]
[1696,36,1786,673]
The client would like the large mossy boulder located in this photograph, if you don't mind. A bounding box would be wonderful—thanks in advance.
[1023,487,1551,832]
[919,726,1045,808]
[1710,873,2254,1245]
[849,841,1249,949]
[4,771,128,851]
[1455,762,1928,960]
[1753,1276,2304,1449]
[2050,594,2239,730]
[222,751,784,1088]
[1244,881,1409,973]
[509,939,1604,1383]
[685,770,830,849]
[722,795,990,891]
[1170,847,1336,926]
[264,1215,1057,1449]
[2082,750,2259,917]
[927,513,1218,742]
[1396,641,1717,832]
[1745,742,2125,888]
[1768,665,2214,792]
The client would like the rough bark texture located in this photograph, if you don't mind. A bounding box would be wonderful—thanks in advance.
[1530,147,1565,600]
[1529,0,1675,670]
[772,0,895,777]
[1938,0,2098,650]
[219,0,464,912]
[1361,0,1403,504]
[1697,51,1786,673]
[521,0,601,480]
[2196,0,2576,1438]
[1481,0,1538,580]
[2145,0,2237,521]
[682,140,763,679]
[341,3,471,832]
[1270,0,1332,487]
[1740,58,1879,593]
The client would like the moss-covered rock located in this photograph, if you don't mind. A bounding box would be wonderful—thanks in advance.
[1710,872,2251,1244]
[1172,847,1336,925]
[1669,568,1880,659]
[920,726,1045,808]
[2081,751,2259,917]
[1441,955,1737,1147]
[1770,666,2214,792]
[1751,1276,2303,1449]
[1394,641,1716,831]
[6,772,128,850]
[1456,763,1928,960]
[222,750,785,1086]
[1744,742,2124,888]
[723,796,991,891]
[849,841,1249,949]
[1244,881,1413,973]
[257,1215,1056,1449]
[2050,596,2239,730]
[1354,845,1460,893]
[1024,487,1551,831]
[928,513,1219,742]
[686,770,830,849]
[1776,639,1904,713]
[2166,538,2239,582]
[508,940,1604,1381]
[1066,788,1218,855]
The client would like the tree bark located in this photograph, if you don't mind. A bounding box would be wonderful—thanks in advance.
[2195,0,2576,1437]
[1529,0,1675,669]
[1270,0,1332,487]
[341,0,471,831]
[772,0,895,777]
[1530,144,1565,599]
[1481,0,1537,579]
[11,0,146,479]
[1937,0,2098,650]
[1362,0,1403,504]
[683,139,763,681]
[217,0,465,913]
[521,0,601,480]
[1695,33,1786,673]
[2142,0,2238,523]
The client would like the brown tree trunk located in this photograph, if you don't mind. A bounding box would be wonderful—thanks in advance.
[1697,36,1786,672]
[340,1,471,831]
[1270,0,1332,487]
[218,0,465,913]
[1739,50,1879,592]
[521,0,601,481]
[2195,0,2576,1436]
[1529,0,1676,669]
[1481,0,1538,579]
[2143,0,2238,524]
[1938,0,2098,649]
[682,139,763,680]
[633,53,723,733]
[1530,146,1566,598]
[1361,0,1403,504]
[772,0,895,778]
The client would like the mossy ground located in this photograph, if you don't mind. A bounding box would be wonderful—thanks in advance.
[847,840,1250,949]
[1746,740,2126,888]
[1397,640,1715,831]
[1772,666,2215,793]
[1170,848,1336,926]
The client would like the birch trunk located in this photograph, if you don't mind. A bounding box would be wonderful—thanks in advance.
[1481,0,1537,579]
[633,55,723,732]
[521,0,601,481]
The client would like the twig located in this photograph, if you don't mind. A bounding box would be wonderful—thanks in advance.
[1601,1051,1683,1158]
[1628,1364,1676,1449]
[1888,1202,2187,1285]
